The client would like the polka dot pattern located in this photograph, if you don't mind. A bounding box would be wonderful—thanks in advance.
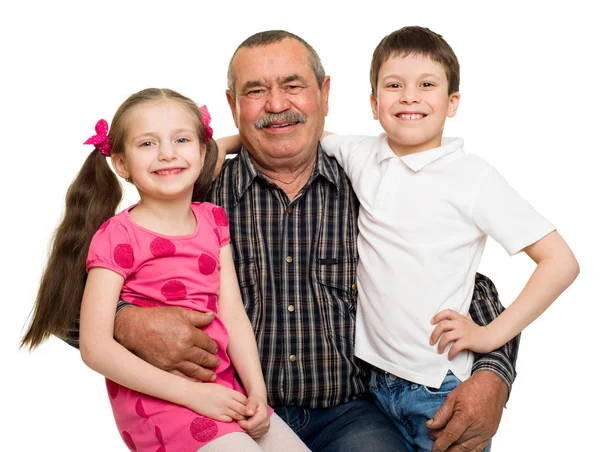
[212,207,228,226]
[213,227,221,245]
[98,219,112,233]
[161,280,187,300]
[190,417,218,443]
[135,398,148,418]
[114,244,134,269]
[206,295,217,312]
[122,431,137,451]
[150,237,176,258]
[198,254,217,275]
[106,379,119,399]
[132,298,163,308]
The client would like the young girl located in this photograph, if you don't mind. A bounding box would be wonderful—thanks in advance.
[21,88,309,452]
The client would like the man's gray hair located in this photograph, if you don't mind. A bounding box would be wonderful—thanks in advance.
[227,30,326,98]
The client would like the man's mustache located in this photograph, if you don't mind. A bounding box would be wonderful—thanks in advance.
[255,111,307,129]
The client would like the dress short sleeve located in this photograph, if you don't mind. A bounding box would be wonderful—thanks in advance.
[196,202,231,248]
[86,217,135,279]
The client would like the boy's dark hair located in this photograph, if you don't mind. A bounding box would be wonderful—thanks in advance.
[370,26,460,95]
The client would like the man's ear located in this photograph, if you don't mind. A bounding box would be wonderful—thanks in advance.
[320,75,331,117]
[226,90,239,128]
[111,154,129,180]
[370,94,379,120]
[447,91,461,118]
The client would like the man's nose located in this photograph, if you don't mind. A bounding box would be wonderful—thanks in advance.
[265,89,291,112]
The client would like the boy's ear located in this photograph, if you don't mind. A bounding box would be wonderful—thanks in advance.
[370,94,379,120]
[447,91,461,118]
[111,154,130,181]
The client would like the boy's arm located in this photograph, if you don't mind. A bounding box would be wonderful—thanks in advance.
[213,134,243,181]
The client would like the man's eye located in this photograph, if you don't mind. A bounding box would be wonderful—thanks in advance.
[247,89,266,98]
[285,85,303,93]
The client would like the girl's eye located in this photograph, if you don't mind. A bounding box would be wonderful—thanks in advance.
[140,141,152,147]
[176,138,189,143]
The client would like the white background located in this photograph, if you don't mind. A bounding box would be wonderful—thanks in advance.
[2,1,598,450]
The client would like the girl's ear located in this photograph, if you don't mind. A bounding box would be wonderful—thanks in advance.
[111,154,130,181]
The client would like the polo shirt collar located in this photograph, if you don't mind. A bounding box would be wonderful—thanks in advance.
[376,136,465,172]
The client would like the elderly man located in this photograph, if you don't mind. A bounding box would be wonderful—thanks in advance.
[109,31,518,452]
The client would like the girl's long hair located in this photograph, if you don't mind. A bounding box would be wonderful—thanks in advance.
[21,88,217,349]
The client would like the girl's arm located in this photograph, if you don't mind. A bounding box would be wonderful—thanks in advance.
[80,267,247,422]
[431,230,579,358]
[217,244,270,437]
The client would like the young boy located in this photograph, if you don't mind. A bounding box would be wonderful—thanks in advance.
[320,26,579,451]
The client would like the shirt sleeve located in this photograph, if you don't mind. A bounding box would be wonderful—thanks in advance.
[470,273,519,397]
[321,134,370,173]
[86,218,135,279]
[471,167,556,255]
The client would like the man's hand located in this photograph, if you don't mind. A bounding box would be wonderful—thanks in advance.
[427,371,508,452]
[114,306,220,381]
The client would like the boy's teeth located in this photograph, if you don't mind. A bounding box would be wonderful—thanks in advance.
[400,113,424,119]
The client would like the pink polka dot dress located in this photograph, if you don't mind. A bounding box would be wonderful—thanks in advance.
[86,202,253,452]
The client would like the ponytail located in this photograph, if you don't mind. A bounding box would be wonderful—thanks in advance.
[21,150,122,349]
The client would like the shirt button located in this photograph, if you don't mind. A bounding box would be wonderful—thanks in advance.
[286,256,293,263]
[389,373,397,381]
[287,207,293,213]
[288,304,295,312]
[290,355,297,362]
[351,283,357,291]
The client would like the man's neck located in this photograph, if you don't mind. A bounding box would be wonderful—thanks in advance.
[250,150,317,200]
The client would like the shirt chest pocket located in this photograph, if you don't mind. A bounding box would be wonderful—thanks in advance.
[234,259,261,329]
[314,256,358,343]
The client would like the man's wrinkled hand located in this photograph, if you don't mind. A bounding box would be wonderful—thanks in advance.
[426,371,507,452]
[114,306,220,381]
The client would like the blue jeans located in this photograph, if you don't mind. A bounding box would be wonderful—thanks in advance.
[369,369,491,452]
[274,395,408,451]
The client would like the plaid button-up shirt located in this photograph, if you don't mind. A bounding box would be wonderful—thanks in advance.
[207,146,519,409]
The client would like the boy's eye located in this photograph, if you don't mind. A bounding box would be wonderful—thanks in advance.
[387,83,401,89]
[421,82,435,88]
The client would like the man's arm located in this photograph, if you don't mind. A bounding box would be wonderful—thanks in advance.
[426,273,518,452]
[64,301,221,382]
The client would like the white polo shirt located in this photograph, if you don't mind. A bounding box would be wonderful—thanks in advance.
[321,134,555,388]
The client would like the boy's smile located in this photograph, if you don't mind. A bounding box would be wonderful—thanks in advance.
[371,53,460,157]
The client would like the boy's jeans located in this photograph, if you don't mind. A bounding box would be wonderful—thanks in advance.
[369,368,491,452]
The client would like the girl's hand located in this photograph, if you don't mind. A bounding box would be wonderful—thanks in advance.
[186,382,248,422]
[430,310,497,359]
[238,394,270,439]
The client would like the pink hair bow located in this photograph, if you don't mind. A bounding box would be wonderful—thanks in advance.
[84,119,112,156]
[200,105,213,142]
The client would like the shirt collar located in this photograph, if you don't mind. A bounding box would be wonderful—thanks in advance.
[232,144,340,203]
[376,136,465,172]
